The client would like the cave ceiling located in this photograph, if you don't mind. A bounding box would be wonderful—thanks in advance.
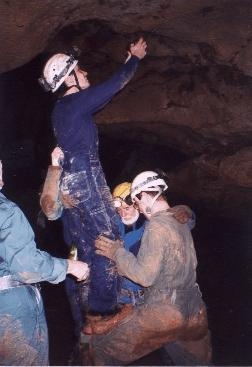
[0,0,251,212]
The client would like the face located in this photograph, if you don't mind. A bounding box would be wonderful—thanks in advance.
[71,65,90,89]
[117,203,138,222]
[133,192,151,218]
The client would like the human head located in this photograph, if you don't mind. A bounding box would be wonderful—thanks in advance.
[131,170,168,216]
[39,53,78,92]
[112,182,139,225]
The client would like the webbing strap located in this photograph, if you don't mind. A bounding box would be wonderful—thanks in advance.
[0,275,25,291]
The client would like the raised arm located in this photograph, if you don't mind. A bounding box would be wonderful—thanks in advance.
[75,37,148,115]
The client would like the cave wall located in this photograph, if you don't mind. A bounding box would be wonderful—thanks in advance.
[0,3,252,365]
[0,0,251,216]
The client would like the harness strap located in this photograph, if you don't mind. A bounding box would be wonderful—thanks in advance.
[0,275,26,291]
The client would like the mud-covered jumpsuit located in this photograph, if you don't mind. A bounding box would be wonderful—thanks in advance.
[0,192,68,366]
[91,210,212,365]
[118,209,196,306]
[50,56,140,315]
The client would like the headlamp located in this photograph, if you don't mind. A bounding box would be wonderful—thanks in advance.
[113,194,133,208]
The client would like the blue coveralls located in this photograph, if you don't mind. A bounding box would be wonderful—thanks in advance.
[0,192,67,366]
[118,214,146,306]
[52,55,140,315]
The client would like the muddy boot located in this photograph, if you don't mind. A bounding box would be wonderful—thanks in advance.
[83,304,133,335]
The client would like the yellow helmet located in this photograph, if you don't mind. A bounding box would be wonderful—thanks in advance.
[112,182,132,208]
[113,182,131,199]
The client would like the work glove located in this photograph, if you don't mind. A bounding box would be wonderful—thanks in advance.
[95,235,123,261]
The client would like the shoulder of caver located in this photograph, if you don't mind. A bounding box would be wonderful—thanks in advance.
[0,193,16,213]
[0,194,21,229]
[148,210,175,231]
[146,211,186,246]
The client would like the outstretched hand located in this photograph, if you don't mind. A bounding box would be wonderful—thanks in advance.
[129,37,147,60]
[95,235,123,261]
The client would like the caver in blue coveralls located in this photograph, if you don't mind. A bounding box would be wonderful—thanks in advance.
[0,192,68,366]
[118,213,146,306]
[51,55,141,315]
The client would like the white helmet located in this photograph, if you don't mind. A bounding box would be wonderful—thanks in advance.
[131,170,168,201]
[39,53,78,92]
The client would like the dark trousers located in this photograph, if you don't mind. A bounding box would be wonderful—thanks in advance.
[61,154,121,315]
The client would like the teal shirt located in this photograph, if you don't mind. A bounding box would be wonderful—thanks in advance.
[0,192,67,284]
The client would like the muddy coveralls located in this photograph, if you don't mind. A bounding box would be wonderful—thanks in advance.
[40,168,145,332]
[48,56,140,316]
[0,192,68,366]
[119,208,196,306]
[40,165,89,338]
[90,210,212,365]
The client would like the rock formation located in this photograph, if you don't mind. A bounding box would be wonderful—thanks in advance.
[1,0,251,215]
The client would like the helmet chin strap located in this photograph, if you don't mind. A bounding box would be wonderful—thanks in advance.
[146,190,162,214]
[67,70,82,91]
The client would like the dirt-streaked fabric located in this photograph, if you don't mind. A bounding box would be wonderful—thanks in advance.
[90,210,211,365]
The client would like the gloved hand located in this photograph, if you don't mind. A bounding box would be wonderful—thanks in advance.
[95,235,123,261]
[170,205,193,224]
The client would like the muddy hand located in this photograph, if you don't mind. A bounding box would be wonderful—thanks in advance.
[171,205,192,224]
[95,235,123,260]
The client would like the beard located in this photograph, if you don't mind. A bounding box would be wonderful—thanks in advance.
[122,211,139,226]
